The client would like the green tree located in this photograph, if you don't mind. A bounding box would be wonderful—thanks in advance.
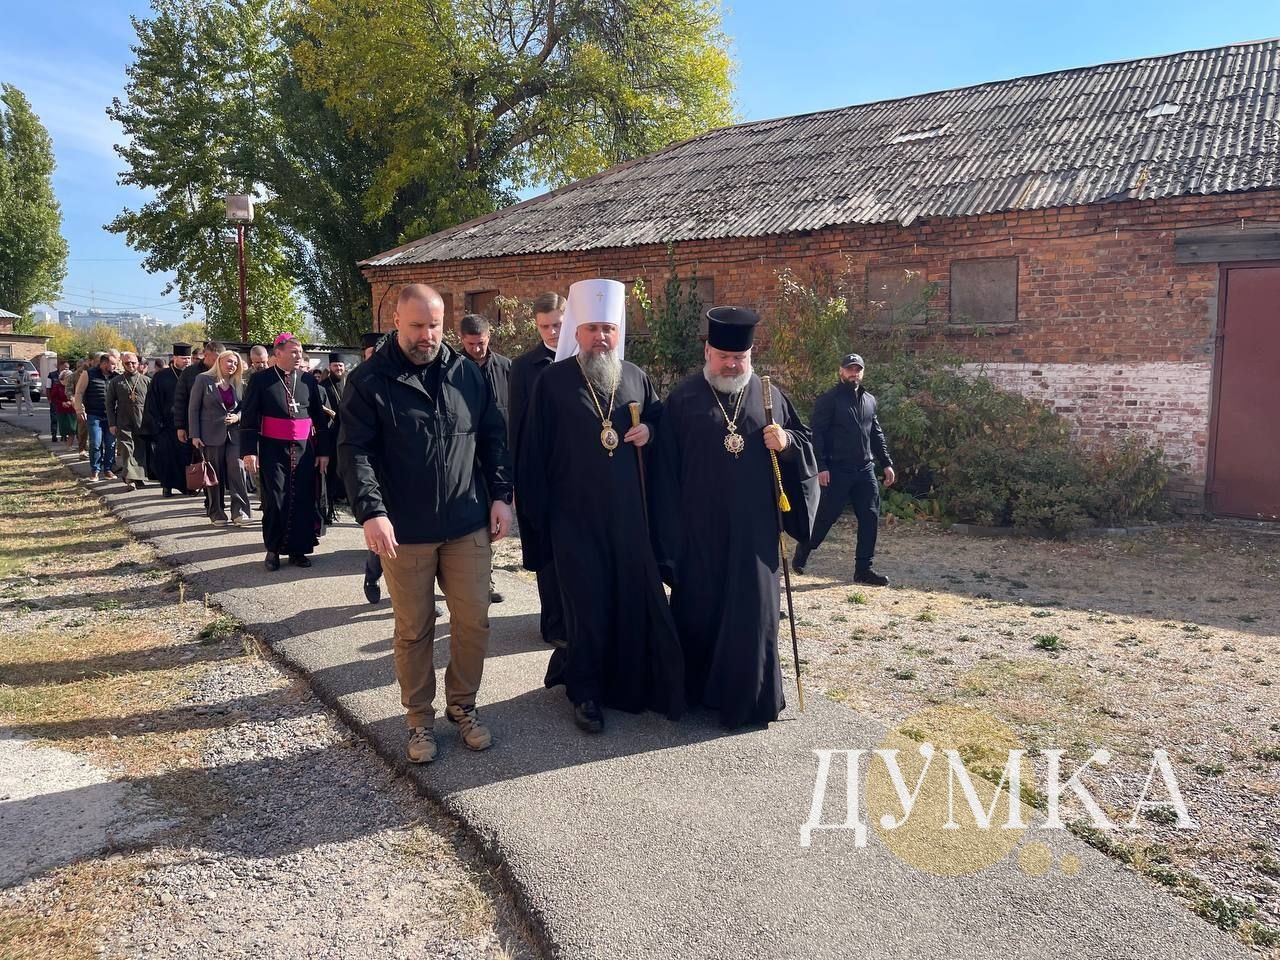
[261,60,404,344]
[107,0,302,344]
[627,260,706,395]
[36,323,139,365]
[0,84,68,323]
[290,0,735,238]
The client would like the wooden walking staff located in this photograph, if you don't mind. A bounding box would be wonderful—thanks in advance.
[761,376,804,712]
[628,402,649,530]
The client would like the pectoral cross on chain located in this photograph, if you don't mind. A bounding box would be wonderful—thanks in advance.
[288,398,300,414]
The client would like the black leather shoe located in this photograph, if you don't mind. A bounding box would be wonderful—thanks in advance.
[489,587,504,603]
[791,548,808,575]
[434,603,445,618]
[574,700,604,734]
[363,575,381,604]
[133,480,147,489]
[289,554,312,568]
[853,567,890,587]
[162,488,174,498]
[264,552,280,571]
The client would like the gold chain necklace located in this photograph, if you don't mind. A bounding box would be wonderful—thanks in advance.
[582,369,620,456]
[709,381,747,458]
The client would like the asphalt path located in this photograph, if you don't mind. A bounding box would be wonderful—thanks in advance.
[3,406,1248,960]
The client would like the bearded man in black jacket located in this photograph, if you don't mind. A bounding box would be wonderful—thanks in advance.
[338,284,513,766]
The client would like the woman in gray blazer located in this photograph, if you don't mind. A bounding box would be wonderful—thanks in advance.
[188,350,252,525]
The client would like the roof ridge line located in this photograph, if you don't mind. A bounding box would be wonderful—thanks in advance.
[722,37,1280,133]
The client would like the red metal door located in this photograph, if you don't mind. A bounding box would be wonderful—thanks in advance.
[1209,264,1280,520]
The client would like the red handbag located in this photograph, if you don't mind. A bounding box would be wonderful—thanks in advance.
[185,453,219,491]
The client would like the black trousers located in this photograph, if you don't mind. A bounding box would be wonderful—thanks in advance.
[804,462,880,564]
[537,562,565,645]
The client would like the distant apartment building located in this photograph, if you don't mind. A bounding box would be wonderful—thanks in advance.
[58,308,162,330]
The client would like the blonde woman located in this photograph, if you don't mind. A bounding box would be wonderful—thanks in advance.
[188,349,251,525]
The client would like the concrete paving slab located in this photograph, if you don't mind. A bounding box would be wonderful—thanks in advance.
[3,409,1249,959]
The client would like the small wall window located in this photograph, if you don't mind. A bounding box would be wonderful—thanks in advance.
[867,264,929,325]
[465,289,500,322]
[627,276,713,336]
[950,257,1018,325]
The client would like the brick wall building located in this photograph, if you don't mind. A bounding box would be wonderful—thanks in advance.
[362,42,1280,519]
[0,313,51,364]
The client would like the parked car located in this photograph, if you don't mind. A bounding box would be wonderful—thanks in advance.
[0,359,43,403]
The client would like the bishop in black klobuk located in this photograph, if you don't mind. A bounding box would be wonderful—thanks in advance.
[653,305,820,727]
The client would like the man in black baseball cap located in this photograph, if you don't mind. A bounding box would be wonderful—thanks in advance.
[793,351,896,586]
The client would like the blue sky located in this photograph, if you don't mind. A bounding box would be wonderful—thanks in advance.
[2,1,1276,326]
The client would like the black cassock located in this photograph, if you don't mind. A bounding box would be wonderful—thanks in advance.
[319,375,345,521]
[240,369,332,557]
[653,373,820,727]
[516,358,685,718]
[142,367,186,493]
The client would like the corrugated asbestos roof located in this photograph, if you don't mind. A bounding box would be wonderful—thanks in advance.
[364,39,1280,267]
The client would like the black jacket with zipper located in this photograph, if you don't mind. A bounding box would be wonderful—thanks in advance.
[810,381,894,472]
[338,338,513,544]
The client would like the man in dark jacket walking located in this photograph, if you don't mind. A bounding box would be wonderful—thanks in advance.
[793,353,896,586]
[459,313,511,603]
[506,292,565,647]
[339,284,513,765]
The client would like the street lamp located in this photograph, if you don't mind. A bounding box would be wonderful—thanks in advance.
[225,194,254,343]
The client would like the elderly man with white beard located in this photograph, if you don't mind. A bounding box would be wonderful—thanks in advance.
[653,306,820,728]
[515,278,684,734]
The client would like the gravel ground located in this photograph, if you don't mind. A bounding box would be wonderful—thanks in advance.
[786,517,1280,952]
[0,422,538,960]
[103,660,535,960]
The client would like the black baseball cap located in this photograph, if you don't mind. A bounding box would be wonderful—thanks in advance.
[841,353,865,369]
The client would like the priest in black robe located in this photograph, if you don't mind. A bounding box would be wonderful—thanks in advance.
[653,307,820,728]
[318,352,347,524]
[507,292,566,646]
[142,343,193,497]
[515,279,684,734]
[240,334,333,571]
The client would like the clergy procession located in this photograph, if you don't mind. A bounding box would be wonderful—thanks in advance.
[338,277,894,760]
[55,277,898,760]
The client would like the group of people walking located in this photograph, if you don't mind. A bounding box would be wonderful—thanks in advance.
[333,279,896,765]
[35,284,895,765]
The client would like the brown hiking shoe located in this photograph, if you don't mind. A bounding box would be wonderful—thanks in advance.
[406,726,437,764]
[446,704,493,751]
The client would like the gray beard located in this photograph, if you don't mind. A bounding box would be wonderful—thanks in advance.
[703,365,752,395]
[406,342,441,365]
[578,350,621,394]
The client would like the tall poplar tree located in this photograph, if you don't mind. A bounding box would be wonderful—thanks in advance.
[0,84,68,324]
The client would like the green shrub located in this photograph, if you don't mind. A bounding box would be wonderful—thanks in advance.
[762,265,1171,532]
[627,251,706,395]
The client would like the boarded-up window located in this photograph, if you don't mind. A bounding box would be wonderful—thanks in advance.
[867,264,929,324]
[627,277,713,336]
[465,289,500,322]
[688,277,714,337]
[950,257,1018,325]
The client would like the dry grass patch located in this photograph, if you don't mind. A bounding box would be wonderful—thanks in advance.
[0,853,149,960]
